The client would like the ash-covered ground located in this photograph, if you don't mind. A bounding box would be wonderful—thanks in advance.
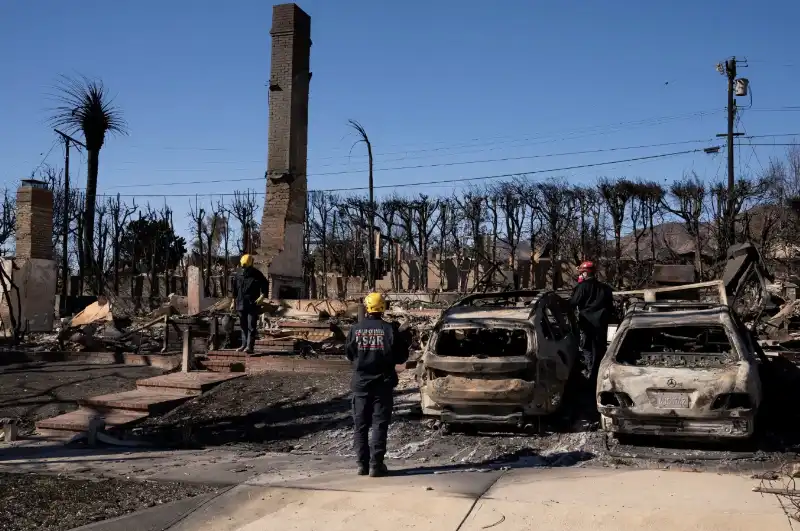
[0,361,164,435]
[135,370,601,464]
[136,370,796,471]
[0,472,216,531]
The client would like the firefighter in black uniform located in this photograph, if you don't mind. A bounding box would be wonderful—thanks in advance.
[345,292,410,477]
[230,254,269,354]
[570,260,614,384]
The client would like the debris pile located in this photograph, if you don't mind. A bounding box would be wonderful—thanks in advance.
[260,319,348,357]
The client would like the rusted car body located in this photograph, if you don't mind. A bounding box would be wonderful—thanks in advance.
[597,302,762,439]
[417,291,579,425]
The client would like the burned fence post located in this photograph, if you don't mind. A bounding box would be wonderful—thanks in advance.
[87,417,105,447]
[161,313,170,353]
[182,327,193,373]
[210,315,219,351]
[2,420,18,442]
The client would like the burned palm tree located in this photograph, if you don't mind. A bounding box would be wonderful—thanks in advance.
[50,75,127,271]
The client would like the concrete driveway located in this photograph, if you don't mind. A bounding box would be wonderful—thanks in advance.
[168,466,792,531]
[4,444,790,531]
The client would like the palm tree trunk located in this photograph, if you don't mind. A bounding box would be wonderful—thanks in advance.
[83,149,100,273]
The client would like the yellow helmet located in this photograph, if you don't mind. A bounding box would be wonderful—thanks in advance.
[364,292,386,314]
[240,254,254,267]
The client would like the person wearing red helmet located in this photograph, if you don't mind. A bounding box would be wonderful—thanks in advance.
[570,260,614,384]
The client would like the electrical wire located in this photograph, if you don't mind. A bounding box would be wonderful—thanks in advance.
[120,108,724,162]
[736,143,800,146]
[736,115,766,175]
[750,107,800,112]
[105,138,717,190]
[95,147,712,198]
[29,139,60,177]
[744,134,800,139]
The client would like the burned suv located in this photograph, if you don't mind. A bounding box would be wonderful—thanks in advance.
[417,291,579,425]
[597,302,762,439]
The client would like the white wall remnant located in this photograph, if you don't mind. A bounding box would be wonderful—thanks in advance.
[187,266,213,316]
[0,257,57,335]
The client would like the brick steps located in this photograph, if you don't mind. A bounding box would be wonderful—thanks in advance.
[35,372,245,438]
[136,371,244,394]
[36,408,149,438]
[198,359,246,373]
[255,338,297,345]
[79,389,193,414]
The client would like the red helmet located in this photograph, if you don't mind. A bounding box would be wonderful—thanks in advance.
[578,261,595,273]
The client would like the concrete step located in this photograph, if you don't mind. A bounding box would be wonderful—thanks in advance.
[136,371,245,395]
[36,407,148,435]
[79,389,194,414]
[197,359,245,373]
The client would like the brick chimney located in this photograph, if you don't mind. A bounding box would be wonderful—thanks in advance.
[258,3,311,298]
[16,179,53,260]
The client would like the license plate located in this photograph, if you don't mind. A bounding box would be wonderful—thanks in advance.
[654,392,690,409]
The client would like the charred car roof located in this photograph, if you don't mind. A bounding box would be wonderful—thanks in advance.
[440,290,547,323]
[622,304,734,327]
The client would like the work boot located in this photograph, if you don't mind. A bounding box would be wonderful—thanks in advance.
[369,463,388,477]
[236,346,246,352]
[245,349,254,355]
[357,463,369,476]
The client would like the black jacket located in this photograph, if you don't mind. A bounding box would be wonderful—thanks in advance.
[345,316,410,393]
[232,266,269,311]
[570,277,614,328]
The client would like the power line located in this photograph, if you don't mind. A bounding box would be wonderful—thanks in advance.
[736,143,800,146]
[307,109,724,162]
[120,108,724,162]
[750,107,800,112]
[113,132,800,171]
[29,140,59,177]
[96,147,711,198]
[105,138,717,190]
[317,148,712,192]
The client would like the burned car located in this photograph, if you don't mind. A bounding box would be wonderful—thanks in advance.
[597,302,762,439]
[417,290,579,425]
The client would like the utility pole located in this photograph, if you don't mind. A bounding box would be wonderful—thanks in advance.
[54,129,85,308]
[716,57,748,248]
[726,57,736,210]
[367,145,375,291]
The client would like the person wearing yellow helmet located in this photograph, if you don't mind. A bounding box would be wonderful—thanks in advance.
[231,254,269,353]
[345,292,410,477]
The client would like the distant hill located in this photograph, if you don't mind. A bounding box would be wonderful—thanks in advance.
[619,204,796,260]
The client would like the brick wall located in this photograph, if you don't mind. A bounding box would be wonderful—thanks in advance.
[16,183,54,260]
[259,3,311,281]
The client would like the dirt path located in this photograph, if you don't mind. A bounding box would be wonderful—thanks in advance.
[0,361,164,434]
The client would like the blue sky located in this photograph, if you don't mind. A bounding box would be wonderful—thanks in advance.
[2,1,800,236]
